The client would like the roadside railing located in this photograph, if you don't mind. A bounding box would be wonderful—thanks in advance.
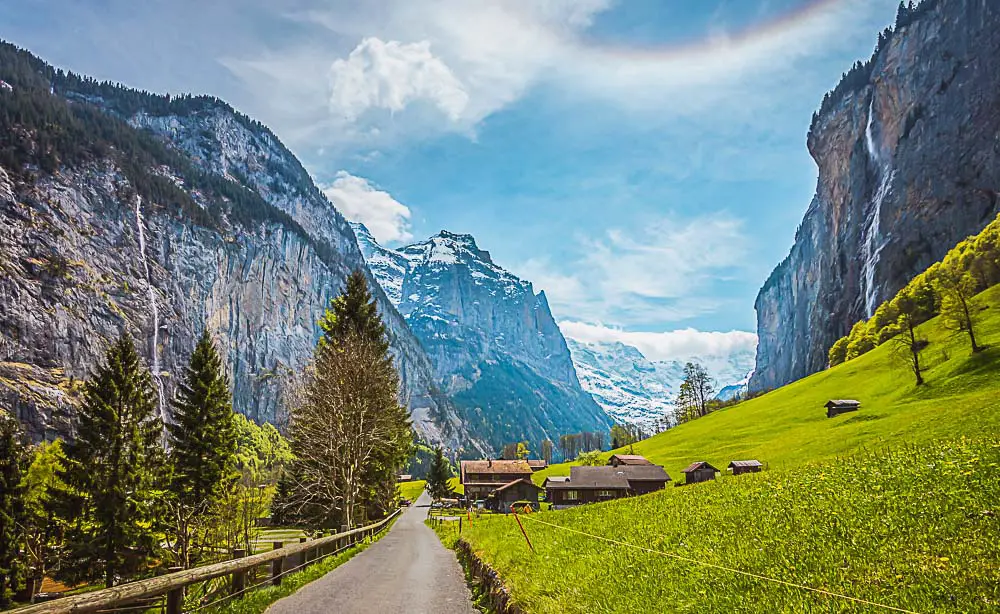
[9,509,401,614]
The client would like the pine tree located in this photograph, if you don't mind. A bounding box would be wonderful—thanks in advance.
[0,412,28,608]
[56,333,164,588]
[165,330,236,567]
[425,448,454,501]
[318,270,389,355]
[168,331,237,505]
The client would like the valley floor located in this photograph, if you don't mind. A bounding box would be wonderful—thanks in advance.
[445,285,1000,612]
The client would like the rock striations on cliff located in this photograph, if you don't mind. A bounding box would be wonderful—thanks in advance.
[751,0,1000,392]
[353,223,613,449]
[0,41,480,453]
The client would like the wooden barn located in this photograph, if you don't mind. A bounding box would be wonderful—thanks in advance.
[826,399,861,418]
[526,460,548,472]
[728,460,763,475]
[545,465,671,508]
[460,459,534,501]
[608,454,653,467]
[681,461,719,484]
[487,478,544,512]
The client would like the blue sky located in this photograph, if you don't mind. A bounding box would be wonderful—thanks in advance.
[1,0,901,360]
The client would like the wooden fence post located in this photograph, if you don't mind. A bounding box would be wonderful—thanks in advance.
[298,537,308,569]
[231,549,247,597]
[165,567,184,614]
[271,541,284,586]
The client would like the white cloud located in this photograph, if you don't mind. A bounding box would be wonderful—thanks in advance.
[322,171,413,243]
[560,321,757,363]
[219,0,898,149]
[328,37,469,122]
[514,214,749,326]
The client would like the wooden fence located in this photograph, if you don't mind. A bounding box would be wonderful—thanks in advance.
[9,509,401,614]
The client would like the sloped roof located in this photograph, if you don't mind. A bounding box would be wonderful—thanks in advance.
[556,466,631,489]
[681,461,719,473]
[728,460,763,469]
[543,476,570,485]
[609,454,652,465]
[460,459,532,482]
[619,465,671,482]
[826,399,861,407]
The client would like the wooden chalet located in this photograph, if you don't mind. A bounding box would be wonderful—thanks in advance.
[526,459,548,472]
[727,460,763,475]
[826,399,861,418]
[608,454,652,467]
[681,461,719,484]
[487,478,544,512]
[459,459,533,501]
[545,464,671,507]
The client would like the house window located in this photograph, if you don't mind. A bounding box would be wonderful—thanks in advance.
[564,490,579,501]
[597,490,616,497]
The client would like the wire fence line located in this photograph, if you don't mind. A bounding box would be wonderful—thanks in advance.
[513,513,924,614]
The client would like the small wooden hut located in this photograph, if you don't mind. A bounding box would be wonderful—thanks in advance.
[608,454,653,467]
[727,460,763,475]
[681,461,719,484]
[826,399,861,418]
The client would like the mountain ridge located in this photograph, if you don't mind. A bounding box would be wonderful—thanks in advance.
[353,223,612,452]
[0,40,480,452]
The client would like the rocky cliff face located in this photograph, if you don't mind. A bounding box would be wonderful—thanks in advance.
[354,224,612,449]
[0,43,477,452]
[751,0,1000,391]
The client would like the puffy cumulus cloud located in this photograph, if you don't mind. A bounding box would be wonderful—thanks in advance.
[559,321,757,363]
[328,37,469,122]
[322,172,412,244]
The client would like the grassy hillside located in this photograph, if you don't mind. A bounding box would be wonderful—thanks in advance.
[447,286,1000,612]
[397,480,426,501]
[536,284,1000,484]
[453,438,999,613]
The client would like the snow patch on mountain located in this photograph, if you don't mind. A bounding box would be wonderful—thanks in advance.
[566,337,756,428]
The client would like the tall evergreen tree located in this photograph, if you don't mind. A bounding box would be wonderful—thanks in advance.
[0,411,28,608]
[56,334,164,588]
[165,331,236,567]
[425,448,454,501]
[318,270,389,354]
[287,271,411,528]
[168,331,237,506]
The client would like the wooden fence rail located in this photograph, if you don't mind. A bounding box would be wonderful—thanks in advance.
[9,509,402,614]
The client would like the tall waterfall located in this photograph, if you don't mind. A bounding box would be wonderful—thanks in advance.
[134,196,167,426]
[860,97,893,318]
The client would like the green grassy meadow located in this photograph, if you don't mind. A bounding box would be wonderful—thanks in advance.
[451,285,1000,612]
[457,438,1000,613]
[397,479,426,501]
[535,284,1000,485]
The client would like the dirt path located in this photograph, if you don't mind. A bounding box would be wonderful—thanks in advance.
[266,491,477,614]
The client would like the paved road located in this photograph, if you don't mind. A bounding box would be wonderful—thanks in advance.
[266,491,477,614]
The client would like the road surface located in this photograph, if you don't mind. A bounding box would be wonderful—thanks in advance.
[266,491,477,614]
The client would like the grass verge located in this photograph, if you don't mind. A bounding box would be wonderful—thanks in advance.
[201,516,399,614]
[398,479,426,502]
[458,438,1000,613]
